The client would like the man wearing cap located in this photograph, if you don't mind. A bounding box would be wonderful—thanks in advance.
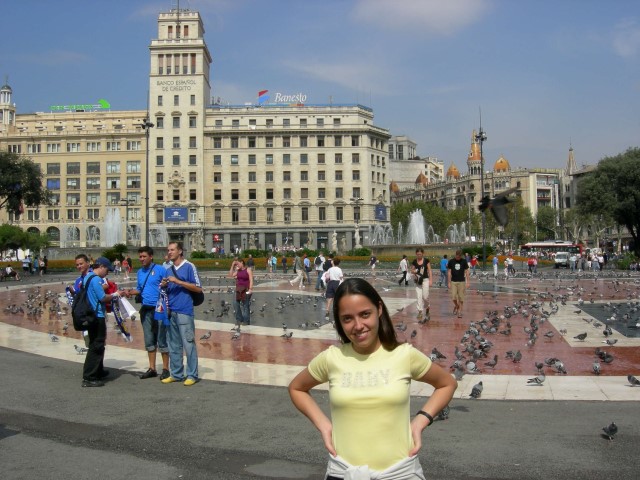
[160,241,203,386]
[82,257,121,387]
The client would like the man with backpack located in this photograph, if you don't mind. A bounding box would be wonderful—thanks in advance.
[314,252,325,291]
[79,257,121,387]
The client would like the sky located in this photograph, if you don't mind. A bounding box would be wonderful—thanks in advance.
[2,0,639,171]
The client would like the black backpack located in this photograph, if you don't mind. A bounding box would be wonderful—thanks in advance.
[314,256,322,266]
[72,274,99,331]
[323,259,332,272]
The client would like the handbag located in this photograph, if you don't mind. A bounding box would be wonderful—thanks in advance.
[171,266,205,306]
[135,265,155,303]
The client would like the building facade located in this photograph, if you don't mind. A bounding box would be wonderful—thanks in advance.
[0,8,391,254]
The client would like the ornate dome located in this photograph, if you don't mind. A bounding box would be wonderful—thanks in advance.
[446,164,460,179]
[390,180,400,193]
[414,172,428,185]
[494,155,510,172]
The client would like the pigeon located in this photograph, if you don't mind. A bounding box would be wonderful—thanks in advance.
[199,331,212,341]
[512,350,522,363]
[604,338,618,346]
[602,422,618,440]
[627,375,640,387]
[573,332,587,341]
[437,405,450,421]
[592,361,601,375]
[231,331,241,340]
[74,344,88,355]
[484,355,498,368]
[478,187,517,226]
[49,333,59,342]
[281,331,293,339]
[527,373,546,385]
[469,381,483,399]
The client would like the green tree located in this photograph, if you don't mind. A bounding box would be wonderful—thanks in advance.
[536,206,559,240]
[0,152,51,215]
[576,147,640,255]
[0,223,49,256]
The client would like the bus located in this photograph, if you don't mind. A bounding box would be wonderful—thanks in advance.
[519,241,583,257]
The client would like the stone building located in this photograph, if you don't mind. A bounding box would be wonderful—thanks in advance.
[0,8,391,254]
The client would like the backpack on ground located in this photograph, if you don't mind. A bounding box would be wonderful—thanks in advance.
[72,274,98,331]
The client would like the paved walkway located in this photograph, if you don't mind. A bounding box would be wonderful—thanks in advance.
[1,268,639,400]
[1,268,640,479]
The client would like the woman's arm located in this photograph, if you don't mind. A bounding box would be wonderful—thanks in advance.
[288,368,336,456]
[247,268,254,293]
[409,363,457,456]
[427,263,433,286]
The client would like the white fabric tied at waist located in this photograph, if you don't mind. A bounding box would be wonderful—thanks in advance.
[325,455,425,480]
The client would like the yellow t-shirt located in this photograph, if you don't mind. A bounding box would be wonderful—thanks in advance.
[308,343,432,471]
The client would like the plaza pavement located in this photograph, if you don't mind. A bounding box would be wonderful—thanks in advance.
[1,267,639,479]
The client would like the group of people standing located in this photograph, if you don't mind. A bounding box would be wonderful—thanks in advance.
[71,242,203,388]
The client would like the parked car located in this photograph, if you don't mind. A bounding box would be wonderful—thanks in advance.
[554,252,570,268]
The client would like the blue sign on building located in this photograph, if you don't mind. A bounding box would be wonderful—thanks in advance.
[165,207,188,222]
[375,205,387,221]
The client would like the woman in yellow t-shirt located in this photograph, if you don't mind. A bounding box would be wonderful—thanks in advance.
[289,278,457,478]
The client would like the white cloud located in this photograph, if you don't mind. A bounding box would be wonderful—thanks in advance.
[351,0,492,35]
[282,59,394,95]
[612,18,640,57]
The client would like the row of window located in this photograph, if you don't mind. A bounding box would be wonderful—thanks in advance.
[208,187,362,202]
[157,53,197,75]
[155,116,198,129]
[210,170,363,182]
[204,152,361,166]
[46,178,140,190]
[46,161,141,175]
[11,141,142,155]
[46,192,134,206]
[157,94,197,107]
[156,136,198,149]
[210,134,360,149]
[206,206,356,225]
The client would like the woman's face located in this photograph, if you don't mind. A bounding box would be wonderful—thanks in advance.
[337,294,382,355]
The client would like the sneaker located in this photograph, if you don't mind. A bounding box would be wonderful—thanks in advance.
[161,376,182,384]
[184,378,198,386]
[82,379,105,388]
[140,368,158,379]
[159,369,170,380]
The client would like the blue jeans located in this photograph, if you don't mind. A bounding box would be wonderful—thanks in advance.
[167,312,198,380]
[315,270,324,289]
[439,270,448,288]
[234,293,251,325]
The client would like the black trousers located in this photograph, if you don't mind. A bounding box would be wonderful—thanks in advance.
[398,271,408,284]
[83,317,107,380]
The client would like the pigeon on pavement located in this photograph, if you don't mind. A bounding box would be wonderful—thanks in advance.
[602,422,618,440]
[469,381,483,399]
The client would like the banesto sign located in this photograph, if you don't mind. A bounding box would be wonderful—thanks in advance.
[273,92,307,103]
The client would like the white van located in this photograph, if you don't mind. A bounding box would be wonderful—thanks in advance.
[554,252,570,268]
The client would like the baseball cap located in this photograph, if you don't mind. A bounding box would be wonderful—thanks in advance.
[94,257,114,272]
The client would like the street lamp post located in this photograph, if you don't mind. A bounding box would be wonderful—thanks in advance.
[475,124,487,270]
[140,118,154,246]
[120,199,131,246]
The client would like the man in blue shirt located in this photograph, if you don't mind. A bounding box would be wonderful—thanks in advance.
[161,242,203,386]
[124,246,168,380]
[439,255,449,288]
[82,256,120,387]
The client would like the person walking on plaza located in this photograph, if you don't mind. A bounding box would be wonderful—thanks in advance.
[289,278,457,479]
[281,254,288,273]
[303,253,312,286]
[324,258,343,321]
[161,242,203,387]
[290,253,305,288]
[81,257,121,387]
[439,254,448,288]
[122,257,130,280]
[397,254,409,286]
[246,254,255,272]
[229,258,253,328]
[314,252,326,291]
[448,249,470,318]
[411,248,432,320]
[369,254,378,277]
[124,246,169,380]
[492,255,499,278]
